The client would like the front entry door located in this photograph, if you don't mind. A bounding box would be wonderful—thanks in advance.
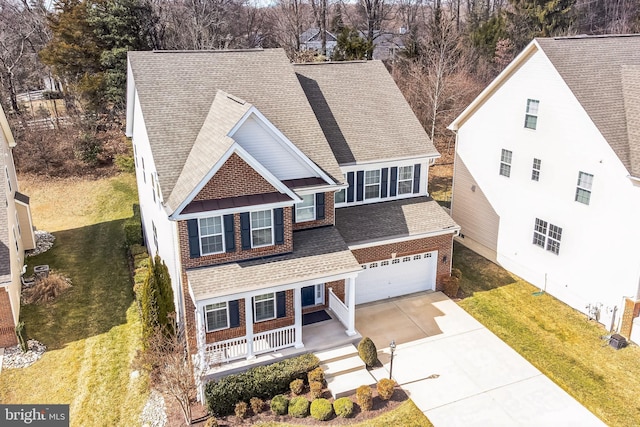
[302,284,323,307]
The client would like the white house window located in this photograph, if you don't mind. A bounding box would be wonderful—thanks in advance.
[205,302,228,331]
[254,293,276,322]
[251,210,273,247]
[13,227,19,254]
[524,99,539,129]
[335,174,346,204]
[141,157,146,183]
[152,221,158,249]
[397,166,413,195]
[575,171,594,205]
[531,158,541,181]
[364,170,380,199]
[533,218,562,255]
[500,149,512,177]
[15,211,21,236]
[199,216,223,254]
[151,173,156,202]
[296,194,315,222]
[5,166,11,192]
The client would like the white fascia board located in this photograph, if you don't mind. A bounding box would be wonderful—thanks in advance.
[339,155,438,171]
[293,184,345,196]
[448,40,540,131]
[348,227,460,250]
[173,200,294,221]
[229,107,337,185]
[0,103,16,147]
[125,59,136,137]
[170,143,302,219]
[195,271,361,307]
[628,175,640,185]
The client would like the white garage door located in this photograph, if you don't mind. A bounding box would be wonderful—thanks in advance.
[355,251,438,304]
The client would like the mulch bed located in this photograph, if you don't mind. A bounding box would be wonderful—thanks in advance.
[165,384,409,426]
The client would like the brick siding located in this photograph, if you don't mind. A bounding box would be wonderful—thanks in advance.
[0,290,16,347]
[194,153,277,201]
[351,234,454,291]
[292,191,335,231]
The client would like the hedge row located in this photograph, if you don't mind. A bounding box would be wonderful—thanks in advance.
[205,353,320,416]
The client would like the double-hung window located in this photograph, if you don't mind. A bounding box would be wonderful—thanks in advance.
[364,170,380,199]
[575,171,594,205]
[532,218,562,255]
[251,210,273,247]
[335,174,346,204]
[531,158,541,181]
[199,216,223,254]
[532,218,547,248]
[296,194,315,222]
[524,99,539,129]
[500,149,512,177]
[397,166,413,195]
[254,293,275,322]
[205,302,228,331]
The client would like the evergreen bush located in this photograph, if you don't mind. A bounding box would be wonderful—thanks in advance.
[310,380,323,399]
[333,397,354,418]
[356,385,373,411]
[307,366,324,384]
[270,395,289,416]
[288,396,309,418]
[290,378,305,395]
[250,397,264,414]
[234,401,247,419]
[376,378,395,400]
[357,337,378,367]
[310,398,333,421]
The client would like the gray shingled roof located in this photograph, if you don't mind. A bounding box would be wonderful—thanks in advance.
[335,197,458,246]
[128,49,344,214]
[0,140,11,283]
[536,35,640,177]
[187,226,361,300]
[295,61,439,165]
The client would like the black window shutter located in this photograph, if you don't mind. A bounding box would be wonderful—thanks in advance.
[187,219,200,258]
[356,171,364,201]
[274,208,284,245]
[223,214,235,253]
[381,168,389,198]
[347,172,354,202]
[413,164,421,193]
[316,193,325,220]
[390,167,398,197]
[240,212,251,249]
[292,204,296,223]
[229,300,240,328]
[276,291,286,318]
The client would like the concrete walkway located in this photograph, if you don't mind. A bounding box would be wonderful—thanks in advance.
[356,292,605,426]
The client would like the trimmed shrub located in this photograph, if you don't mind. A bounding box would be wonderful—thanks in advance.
[270,395,289,416]
[234,401,247,419]
[377,378,395,401]
[205,353,319,416]
[443,268,462,298]
[250,397,264,414]
[356,385,373,411]
[290,378,305,395]
[307,366,324,384]
[310,398,333,421]
[333,397,354,418]
[310,380,323,399]
[288,396,309,418]
[357,337,378,367]
[203,417,218,427]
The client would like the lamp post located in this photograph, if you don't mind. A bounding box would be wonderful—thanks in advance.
[389,340,396,380]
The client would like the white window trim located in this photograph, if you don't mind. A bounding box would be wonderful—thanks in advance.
[295,194,316,223]
[205,302,230,332]
[533,218,562,255]
[575,171,593,205]
[254,293,276,322]
[500,149,512,177]
[199,216,225,255]
[531,158,541,181]
[397,165,414,195]
[525,99,539,130]
[364,169,381,200]
[250,209,274,248]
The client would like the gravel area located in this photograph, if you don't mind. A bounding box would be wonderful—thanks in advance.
[2,339,46,369]
[26,230,55,257]
[140,389,167,427]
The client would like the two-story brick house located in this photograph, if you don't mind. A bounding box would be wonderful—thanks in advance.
[126,49,458,392]
[1,103,36,347]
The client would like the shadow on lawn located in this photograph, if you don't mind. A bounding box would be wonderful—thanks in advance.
[452,241,516,298]
[20,218,134,350]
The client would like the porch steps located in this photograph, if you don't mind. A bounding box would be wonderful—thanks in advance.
[315,344,376,399]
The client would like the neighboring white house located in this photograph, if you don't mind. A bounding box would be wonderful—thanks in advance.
[449,35,640,341]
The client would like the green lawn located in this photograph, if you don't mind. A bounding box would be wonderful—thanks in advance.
[0,174,148,426]
[453,242,640,426]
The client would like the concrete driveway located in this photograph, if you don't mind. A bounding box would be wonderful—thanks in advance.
[355,292,605,426]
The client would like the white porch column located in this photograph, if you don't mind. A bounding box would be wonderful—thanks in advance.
[294,288,304,348]
[346,277,357,336]
[245,297,255,359]
[195,307,207,403]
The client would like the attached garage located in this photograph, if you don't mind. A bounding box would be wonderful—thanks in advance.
[355,251,438,304]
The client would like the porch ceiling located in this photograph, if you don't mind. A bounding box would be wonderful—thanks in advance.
[187,226,361,300]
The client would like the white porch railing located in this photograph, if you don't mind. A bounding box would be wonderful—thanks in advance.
[203,325,297,366]
[328,287,349,328]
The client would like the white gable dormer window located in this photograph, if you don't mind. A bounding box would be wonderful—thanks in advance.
[499,149,512,177]
[575,172,594,205]
[296,194,316,222]
[251,210,273,247]
[364,170,381,199]
[397,166,414,195]
[199,216,224,255]
[524,99,539,129]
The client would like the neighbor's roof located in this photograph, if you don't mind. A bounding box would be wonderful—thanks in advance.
[187,226,361,300]
[450,35,640,177]
[128,49,344,212]
[335,197,459,246]
[295,61,439,165]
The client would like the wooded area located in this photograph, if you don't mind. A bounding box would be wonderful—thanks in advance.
[1,0,638,175]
